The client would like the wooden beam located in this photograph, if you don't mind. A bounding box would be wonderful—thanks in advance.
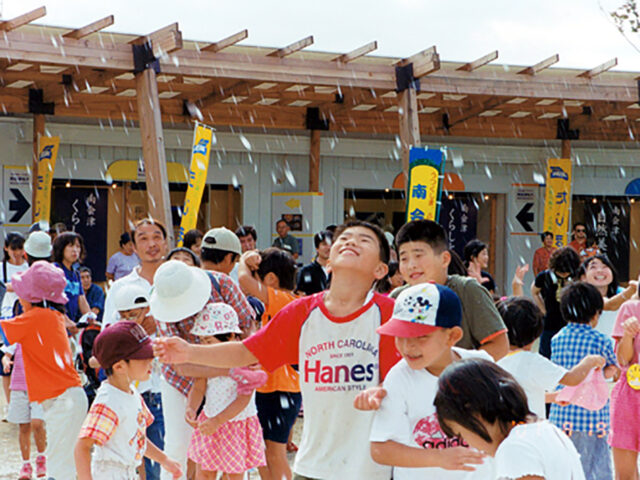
[561,139,571,159]
[309,129,321,191]
[457,50,498,72]
[397,46,441,78]
[135,67,174,244]
[32,114,45,220]
[398,87,420,188]
[201,30,248,53]
[0,6,46,32]
[518,54,559,75]
[578,58,618,78]
[332,41,378,63]
[267,36,314,58]
[130,23,183,56]
[395,46,437,66]
[63,15,114,40]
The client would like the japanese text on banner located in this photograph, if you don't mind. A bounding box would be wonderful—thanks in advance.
[177,123,214,246]
[405,148,446,223]
[542,158,572,248]
[33,136,59,224]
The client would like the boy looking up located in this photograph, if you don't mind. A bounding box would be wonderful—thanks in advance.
[392,220,508,360]
[155,220,401,480]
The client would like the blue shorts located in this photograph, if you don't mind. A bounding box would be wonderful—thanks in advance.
[255,391,302,444]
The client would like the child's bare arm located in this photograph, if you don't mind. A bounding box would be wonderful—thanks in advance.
[560,355,605,386]
[185,378,206,427]
[197,394,253,436]
[173,364,229,378]
[604,364,620,380]
[370,440,485,470]
[617,317,640,366]
[237,251,269,304]
[74,437,96,480]
[353,386,387,411]
[145,440,182,479]
[154,337,258,367]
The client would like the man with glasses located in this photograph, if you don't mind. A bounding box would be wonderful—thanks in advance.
[569,223,589,260]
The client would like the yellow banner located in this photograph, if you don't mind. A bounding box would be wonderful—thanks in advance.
[543,158,572,247]
[33,136,60,223]
[177,123,214,246]
[406,164,440,221]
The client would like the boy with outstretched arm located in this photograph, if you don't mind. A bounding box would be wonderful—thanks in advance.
[155,220,401,480]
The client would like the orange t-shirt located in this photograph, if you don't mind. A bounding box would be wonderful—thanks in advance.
[257,287,300,394]
[0,307,81,402]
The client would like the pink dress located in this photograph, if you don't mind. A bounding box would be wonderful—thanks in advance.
[610,300,640,451]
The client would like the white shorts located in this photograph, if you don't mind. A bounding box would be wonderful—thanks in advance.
[6,390,44,424]
[92,460,138,480]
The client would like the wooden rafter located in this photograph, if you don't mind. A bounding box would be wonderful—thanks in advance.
[578,58,618,78]
[63,15,115,40]
[201,30,248,53]
[130,23,183,57]
[518,54,559,75]
[267,36,314,58]
[332,41,378,63]
[457,50,498,72]
[0,6,46,32]
[396,46,440,78]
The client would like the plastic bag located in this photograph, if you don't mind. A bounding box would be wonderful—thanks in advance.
[556,368,609,411]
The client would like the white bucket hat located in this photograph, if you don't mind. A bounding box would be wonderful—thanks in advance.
[191,302,242,336]
[115,285,150,311]
[149,260,211,322]
[24,231,52,258]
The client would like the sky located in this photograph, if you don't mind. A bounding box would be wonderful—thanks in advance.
[3,0,640,70]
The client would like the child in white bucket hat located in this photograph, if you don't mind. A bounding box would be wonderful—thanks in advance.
[186,303,267,479]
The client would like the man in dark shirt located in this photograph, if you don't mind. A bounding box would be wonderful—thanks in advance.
[272,219,299,260]
[296,230,332,295]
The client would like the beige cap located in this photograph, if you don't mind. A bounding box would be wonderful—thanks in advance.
[201,227,242,256]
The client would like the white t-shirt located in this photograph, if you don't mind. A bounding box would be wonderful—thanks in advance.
[88,383,153,469]
[497,350,567,418]
[370,348,495,480]
[204,375,256,421]
[1,261,29,319]
[495,421,585,480]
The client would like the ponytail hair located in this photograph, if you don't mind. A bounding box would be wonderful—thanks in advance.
[31,300,67,315]
[434,358,533,443]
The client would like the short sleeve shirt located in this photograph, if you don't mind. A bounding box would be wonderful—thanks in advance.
[0,307,81,402]
[495,421,585,480]
[243,292,400,480]
[106,252,140,281]
[498,350,567,418]
[613,301,640,368]
[370,348,495,480]
[273,235,299,255]
[55,263,85,322]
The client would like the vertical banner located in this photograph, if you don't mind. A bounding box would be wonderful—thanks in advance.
[584,201,630,281]
[177,123,214,246]
[542,158,572,247]
[439,196,478,258]
[405,147,446,223]
[33,136,60,224]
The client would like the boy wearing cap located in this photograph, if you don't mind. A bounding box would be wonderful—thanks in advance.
[365,283,494,479]
[75,321,182,480]
[200,227,242,276]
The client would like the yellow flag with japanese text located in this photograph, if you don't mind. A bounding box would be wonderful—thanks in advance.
[177,123,214,246]
[405,148,446,222]
[33,136,59,224]
[543,158,572,247]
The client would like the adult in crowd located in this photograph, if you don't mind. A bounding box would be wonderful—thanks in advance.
[533,231,556,276]
[52,232,90,323]
[296,230,332,296]
[78,266,105,323]
[568,222,589,260]
[580,254,636,338]
[23,231,52,265]
[105,232,140,282]
[200,227,242,277]
[272,219,299,260]
[463,239,496,294]
[530,246,581,358]
[102,219,169,480]
[49,222,67,242]
[167,247,201,267]
[236,225,257,253]
[182,229,203,256]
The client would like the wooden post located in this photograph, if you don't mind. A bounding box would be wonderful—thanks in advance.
[135,67,174,245]
[32,114,45,221]
[398,87,420,188]
[309,129,321,192]
[561,139,571,159]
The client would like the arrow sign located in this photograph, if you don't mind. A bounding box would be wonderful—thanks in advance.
[285,198,301,209]
[9,188,30,223]
[516,202,535,232]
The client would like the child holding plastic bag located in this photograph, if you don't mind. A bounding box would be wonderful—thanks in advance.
[609,300,640,479]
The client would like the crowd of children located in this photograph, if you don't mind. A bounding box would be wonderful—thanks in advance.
[2,217,640,480]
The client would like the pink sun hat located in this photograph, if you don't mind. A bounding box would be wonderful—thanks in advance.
[11,261,68,305]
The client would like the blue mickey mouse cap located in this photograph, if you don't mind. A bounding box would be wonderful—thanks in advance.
[377,282,462,338]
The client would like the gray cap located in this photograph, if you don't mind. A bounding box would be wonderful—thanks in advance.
[201,227,242,256]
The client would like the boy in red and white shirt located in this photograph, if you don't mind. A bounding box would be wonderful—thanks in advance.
[155,220,401,480]
[75,321,182,480]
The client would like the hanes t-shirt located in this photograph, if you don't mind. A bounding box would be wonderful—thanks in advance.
[0,307,81,402]
[244,292,399,480]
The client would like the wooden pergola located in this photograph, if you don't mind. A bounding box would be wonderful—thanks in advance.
[1,7,639,236]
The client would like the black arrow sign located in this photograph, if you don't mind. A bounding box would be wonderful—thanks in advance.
[9,188,29,223]
[516,202,535,232]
